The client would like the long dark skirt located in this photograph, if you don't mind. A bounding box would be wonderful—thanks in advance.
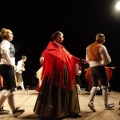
[34,70,80,119]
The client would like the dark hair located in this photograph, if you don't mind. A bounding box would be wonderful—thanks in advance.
[51,31,62,40]
[22,55,27,59]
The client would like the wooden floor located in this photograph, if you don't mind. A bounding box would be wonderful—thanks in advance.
[0,88,120,120]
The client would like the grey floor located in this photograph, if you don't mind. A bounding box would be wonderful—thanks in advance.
[0,88,120,120]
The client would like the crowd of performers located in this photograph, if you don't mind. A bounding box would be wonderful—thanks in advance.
[36,66,116,94]
[0,29,119,119]
[34,31,119,119]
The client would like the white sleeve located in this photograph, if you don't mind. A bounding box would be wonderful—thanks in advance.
[100,46,111,65]
[17,61,25,71]
[1,41,12,65]
[86,47,89,63]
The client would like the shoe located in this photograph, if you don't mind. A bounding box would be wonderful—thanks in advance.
[13,108,25,117]
[105,103,115,110]
[88,101,96,112]
[23,90,29,93]
[16,107,20,110]
[79,92,82,95]
[78,91,82,95]
[0,106,9,114]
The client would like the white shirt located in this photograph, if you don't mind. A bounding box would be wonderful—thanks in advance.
[0,39,15,66]
[16,60,25,73]
[86,45,111,67]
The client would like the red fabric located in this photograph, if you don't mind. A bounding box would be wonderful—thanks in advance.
[85,68,92,89]
[40,41,81,90]
[85,67,114,89]
[36,83,41,92]
[0,76,3,88]
[106,67,113,80]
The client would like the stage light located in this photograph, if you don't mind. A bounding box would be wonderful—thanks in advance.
[115,1,120,10]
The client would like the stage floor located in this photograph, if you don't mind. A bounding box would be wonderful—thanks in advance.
[0,88,120,120]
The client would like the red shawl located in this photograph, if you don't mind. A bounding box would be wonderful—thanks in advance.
[40,41,81,90]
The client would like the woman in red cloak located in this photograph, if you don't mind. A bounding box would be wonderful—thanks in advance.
[34,31,82,119]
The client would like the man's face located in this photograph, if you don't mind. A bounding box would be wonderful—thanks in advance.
[23,59,26,62]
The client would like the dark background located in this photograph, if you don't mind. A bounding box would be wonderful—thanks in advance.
[0,0,120,91]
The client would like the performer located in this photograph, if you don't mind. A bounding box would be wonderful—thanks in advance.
[35,66,43,92]
[34,31,82,119]
[0,28,24,116]
[15,55,28,93]
[86,33,114,111]
[75,62,82,94]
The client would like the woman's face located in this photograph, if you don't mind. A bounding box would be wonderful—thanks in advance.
[56,33,64,43]
[7,31,14,41]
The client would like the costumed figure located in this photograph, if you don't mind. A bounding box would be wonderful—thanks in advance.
[0,28,25,116]
[15,55,28,93]
[34,31,82,119]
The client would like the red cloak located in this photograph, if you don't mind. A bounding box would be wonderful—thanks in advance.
[40,41,81,90]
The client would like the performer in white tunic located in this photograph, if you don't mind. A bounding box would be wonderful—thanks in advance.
[0,28,25,116]
[15,55,28,93]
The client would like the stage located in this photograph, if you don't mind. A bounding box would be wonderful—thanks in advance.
[0,88,120,120]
